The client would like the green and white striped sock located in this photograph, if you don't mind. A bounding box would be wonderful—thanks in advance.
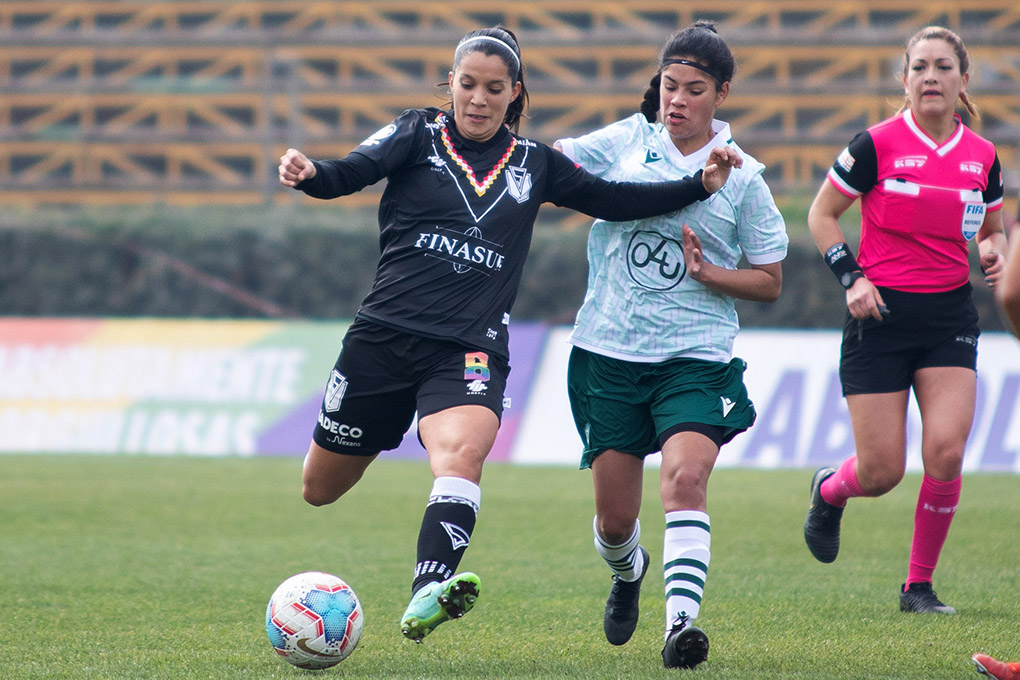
[663,510,710,634]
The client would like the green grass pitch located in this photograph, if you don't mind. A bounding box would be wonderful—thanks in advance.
[2,455,1017,679]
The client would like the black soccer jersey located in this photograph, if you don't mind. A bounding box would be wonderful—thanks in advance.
[297,107,711,360]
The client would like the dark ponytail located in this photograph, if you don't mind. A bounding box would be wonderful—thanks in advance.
[640,74,662,123]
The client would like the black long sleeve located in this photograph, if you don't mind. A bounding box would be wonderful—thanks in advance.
[543,145,711,221]
[295,155,387,199]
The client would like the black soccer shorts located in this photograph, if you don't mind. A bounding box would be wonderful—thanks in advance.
[312,318,509,454]
[839,283,979,395]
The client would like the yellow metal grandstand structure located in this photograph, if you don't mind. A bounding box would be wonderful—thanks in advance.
[0,1,1017,207]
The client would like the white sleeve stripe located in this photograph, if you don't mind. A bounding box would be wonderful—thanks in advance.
[827,169,863,197]
[745,248,788,265]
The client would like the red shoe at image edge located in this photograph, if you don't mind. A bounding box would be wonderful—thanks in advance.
[973,654,1020,680]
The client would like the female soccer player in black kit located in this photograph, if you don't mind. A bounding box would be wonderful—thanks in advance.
[278,26,740,644]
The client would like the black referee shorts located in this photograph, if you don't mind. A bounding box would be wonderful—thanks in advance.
[312,318,509,455]
[839,283,979,396]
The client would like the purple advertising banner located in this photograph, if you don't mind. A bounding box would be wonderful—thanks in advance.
[259,322,549,460]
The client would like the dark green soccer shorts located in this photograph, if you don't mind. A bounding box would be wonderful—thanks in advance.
[567,347,756,469]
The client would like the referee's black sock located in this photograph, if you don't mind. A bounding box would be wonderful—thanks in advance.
[411,476,480,595]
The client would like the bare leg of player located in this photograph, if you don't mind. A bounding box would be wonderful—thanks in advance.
[301,441,378,506]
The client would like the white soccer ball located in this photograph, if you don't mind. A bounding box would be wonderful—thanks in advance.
[265,571,364,669]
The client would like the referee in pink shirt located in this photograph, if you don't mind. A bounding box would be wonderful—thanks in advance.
[802,26,1007,615]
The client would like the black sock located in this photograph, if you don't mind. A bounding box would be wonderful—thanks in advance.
[411,477,480,594]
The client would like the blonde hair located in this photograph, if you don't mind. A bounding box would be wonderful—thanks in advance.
[898,26,978,119]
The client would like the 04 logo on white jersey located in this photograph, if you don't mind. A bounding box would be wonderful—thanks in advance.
[627,230,686,291]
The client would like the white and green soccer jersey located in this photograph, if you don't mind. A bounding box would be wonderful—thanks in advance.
[557,114,788,362]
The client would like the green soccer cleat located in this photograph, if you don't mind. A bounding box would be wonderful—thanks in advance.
[400,572,481,643]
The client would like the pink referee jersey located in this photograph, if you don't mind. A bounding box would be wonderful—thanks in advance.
[827,110,1003,293]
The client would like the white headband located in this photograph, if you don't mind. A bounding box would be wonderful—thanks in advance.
[455,35,521,75]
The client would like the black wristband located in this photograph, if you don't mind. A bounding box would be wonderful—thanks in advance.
[823,242,864,289]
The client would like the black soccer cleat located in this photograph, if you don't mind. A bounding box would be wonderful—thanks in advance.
[899,582,957,615]
[603,545,649,645]
[803,466,843,563]
[661,614,709,670]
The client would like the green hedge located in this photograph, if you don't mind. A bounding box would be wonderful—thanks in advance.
[0,205,1007,332]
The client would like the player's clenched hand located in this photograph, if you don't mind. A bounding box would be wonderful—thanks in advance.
[981,250,1004,289]
[701,146,742,194]
[279,148,316,188]
[845,276,887,321]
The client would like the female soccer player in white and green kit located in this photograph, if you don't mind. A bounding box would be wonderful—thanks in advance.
[556,21,788,670]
